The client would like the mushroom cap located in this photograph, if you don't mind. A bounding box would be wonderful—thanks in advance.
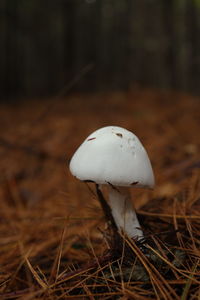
[69,126,155,188]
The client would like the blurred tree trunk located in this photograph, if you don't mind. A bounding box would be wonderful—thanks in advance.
[186,0,200,93]
[62,0,76,85]
[3,0,20,99]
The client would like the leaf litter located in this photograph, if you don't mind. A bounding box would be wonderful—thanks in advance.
[0,89,200,299]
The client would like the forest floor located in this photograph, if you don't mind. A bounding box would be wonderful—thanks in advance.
[0,88,200,299]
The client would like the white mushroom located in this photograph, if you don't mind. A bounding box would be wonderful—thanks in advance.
[69,126,155,240]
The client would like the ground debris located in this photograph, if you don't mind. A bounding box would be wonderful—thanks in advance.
[0,89,200,299]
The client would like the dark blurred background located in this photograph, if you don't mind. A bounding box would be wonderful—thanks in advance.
[1,0,200,100]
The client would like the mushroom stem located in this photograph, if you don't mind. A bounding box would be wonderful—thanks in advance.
[107,185,143,240]
[96,184,118,231]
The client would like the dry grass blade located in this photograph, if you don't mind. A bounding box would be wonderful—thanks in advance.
[181,259,199,300]
[125,238,180,300]
[25,258,48,290]
[138,211,200,220]
[49,222,67,284]
[146,245,199,281]
[123,287,154,300]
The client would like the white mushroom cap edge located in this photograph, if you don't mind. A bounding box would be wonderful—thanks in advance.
[69,126,155,188]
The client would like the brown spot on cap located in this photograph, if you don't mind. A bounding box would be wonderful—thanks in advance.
[87,137,96,141]
[131,181,138,185]
[116,133,123,138]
